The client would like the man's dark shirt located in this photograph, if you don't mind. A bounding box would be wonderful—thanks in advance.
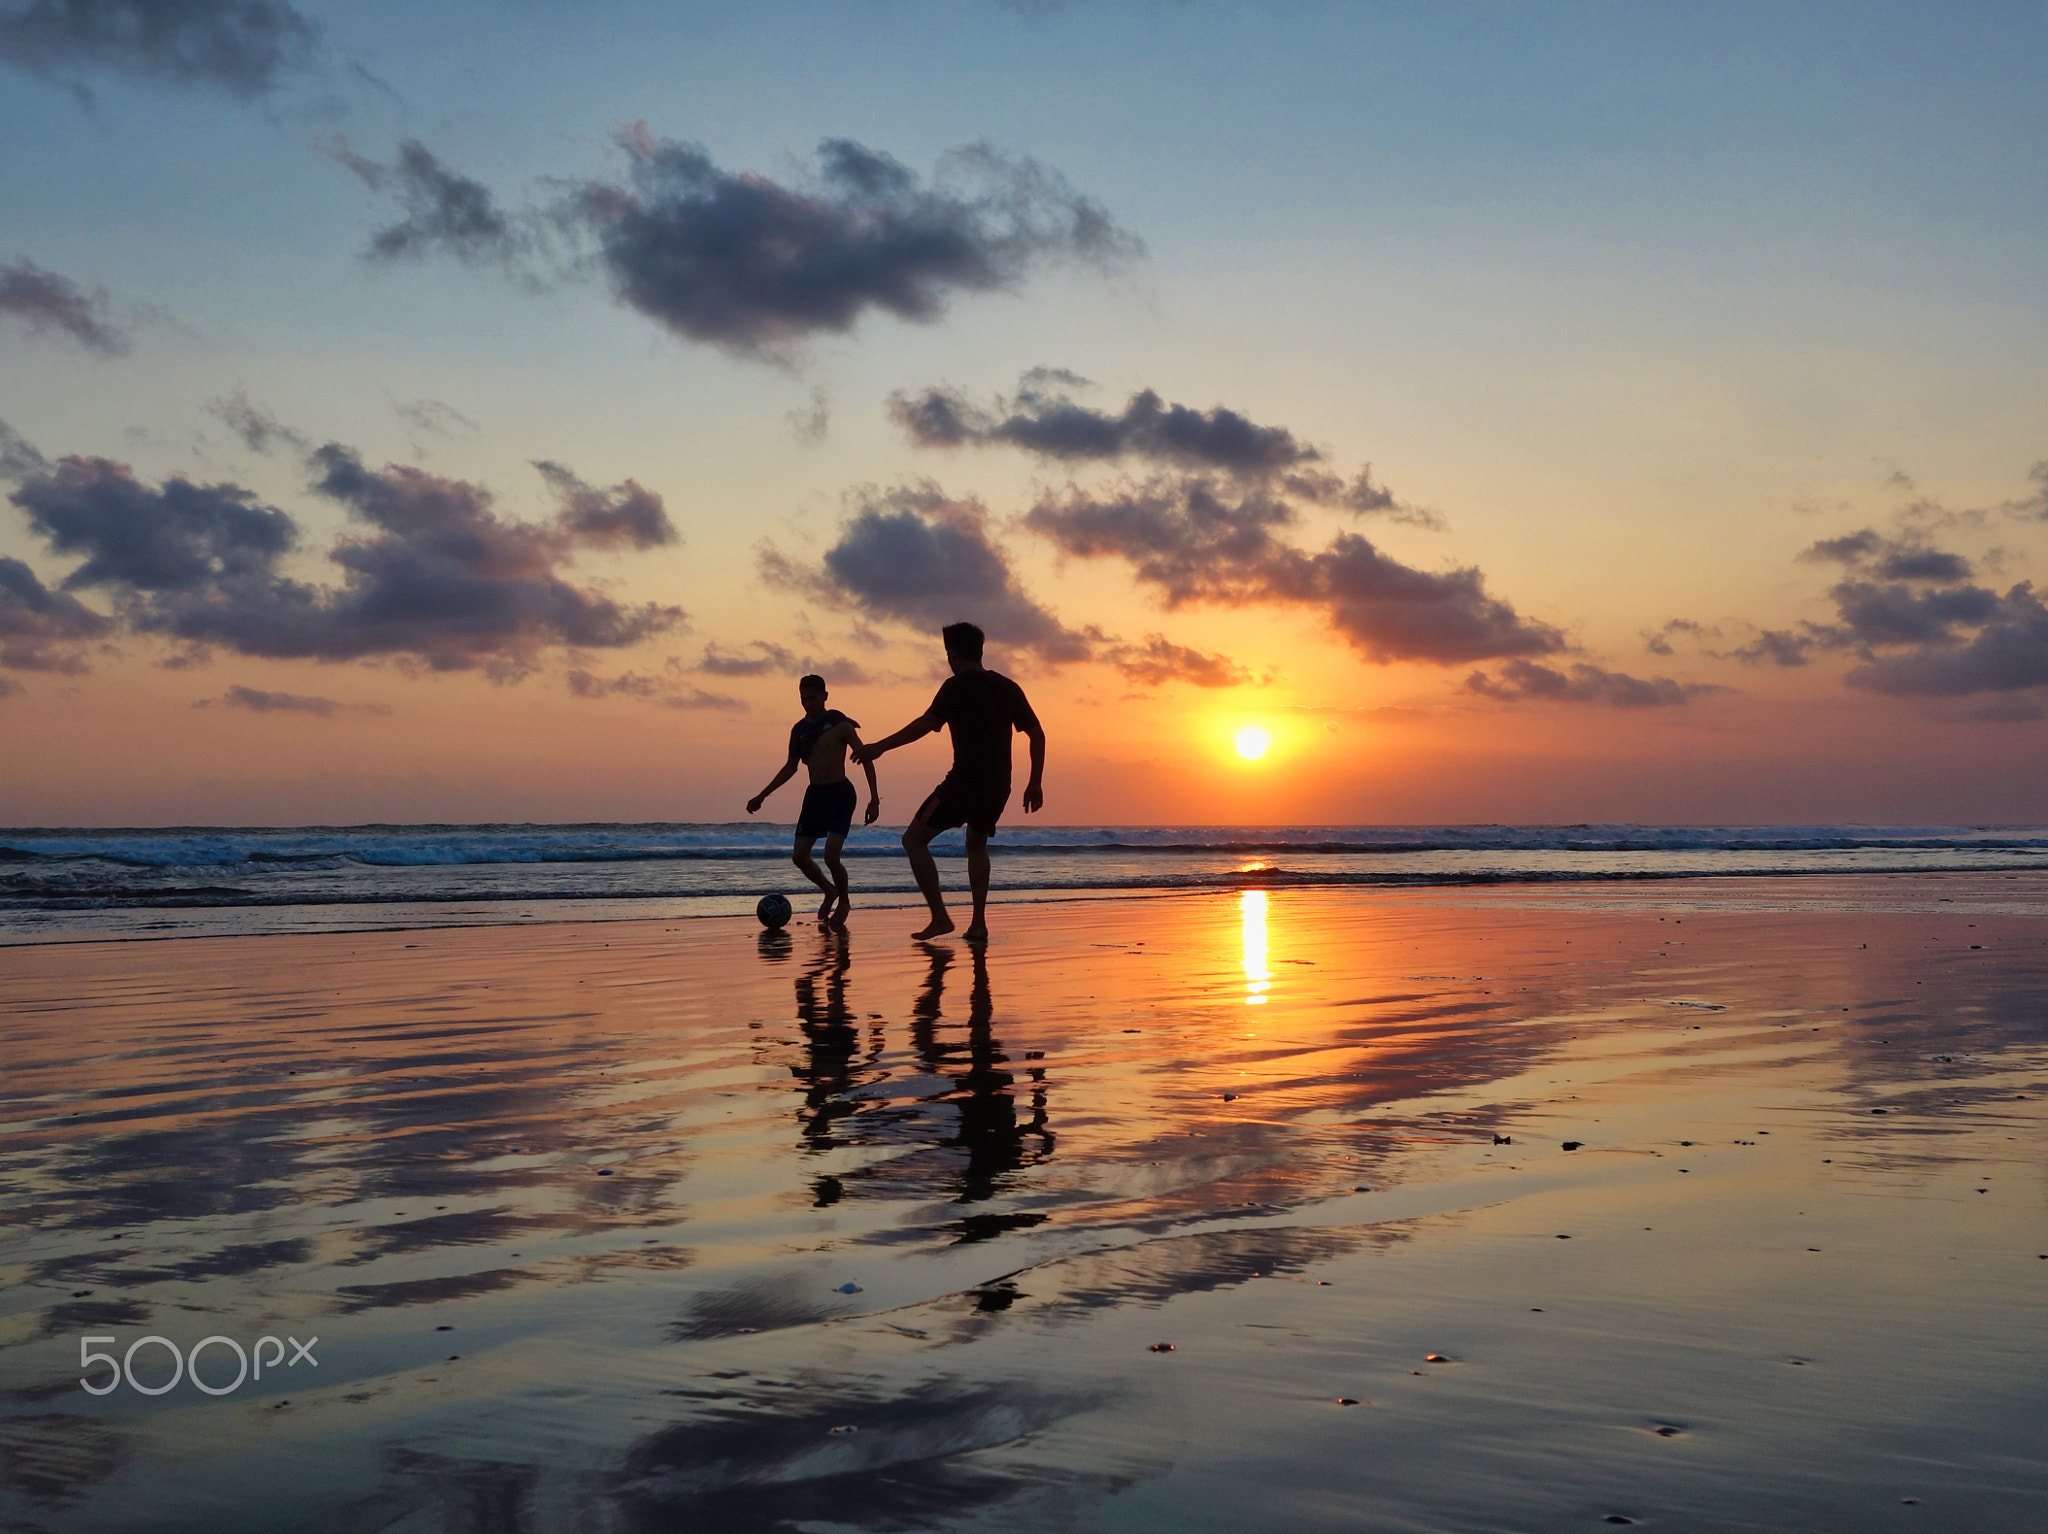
[929,671,1039,788]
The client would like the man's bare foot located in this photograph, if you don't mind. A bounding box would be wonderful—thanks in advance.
[911,913,955,940]
[828,894,850,929]
[817,892,836,923]
[963,922,988,943]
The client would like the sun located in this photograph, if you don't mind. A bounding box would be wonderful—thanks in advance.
[1234,725,1271,761]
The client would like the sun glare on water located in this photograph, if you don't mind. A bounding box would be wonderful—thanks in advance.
[1234,726,1271,761]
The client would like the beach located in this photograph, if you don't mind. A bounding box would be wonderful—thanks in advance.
[4,874,2046,1531]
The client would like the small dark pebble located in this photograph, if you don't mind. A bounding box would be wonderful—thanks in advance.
[829,1424,857,1434]
[1222,1093,1237,1101]
[1679,1140,1693,1146]
[71,1290,91,1298]
[435,1325,453,1331]
[447,1354,459,1361]
[1317,1280,1331,1285]
[1605,1518,1636,1526]
[1902,1498,1918,1505]
[1493,1134,1512,1144]
[1562,1141,1582,1151]
[1024,1051,1044,1059]
[1531,1308,1543,1312]
[1557,1234,1571,1239]
[1871,1108,1887,1115]
[597,1168,614,1176]
[1654,1425,1682,1437]
[1123,1029,1140,1034]
[1336,1397,1359,1405]
[1425,1353,1448,1363]
[1354,1186,1371,1192]
[1148,1343,1175,1352]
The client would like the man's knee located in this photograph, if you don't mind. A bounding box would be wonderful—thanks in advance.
[791,841,815,867]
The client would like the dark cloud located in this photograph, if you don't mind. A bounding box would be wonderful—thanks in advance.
[333,139,532,267]
[765,483,1095,663]
[7,449,683,674]
[205,390,308,455]
[1103,634,1252,688]
[565,667,746,711]
[531,461,677,550]
[578,130,1138,359]
[0,553,111,672]
[0,0,318,98]
[1821,580,1999,648]
[1799,527,1973,583]
[0,417,50,481]
[0,258,130,355]
[697,640,873,686]
[1723,628,1813,667]
[197,684,392,717]
[890,379,1320,477]
[391,397,479,439]
[1463,659,1727,709]
[892,371,1441,527]
[1840,582,2048,698]
[1025,477,1558,665]
[341,129,1139,361]
[1642,617,1717,657]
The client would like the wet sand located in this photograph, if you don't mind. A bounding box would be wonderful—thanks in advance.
[3,875,2046,1531]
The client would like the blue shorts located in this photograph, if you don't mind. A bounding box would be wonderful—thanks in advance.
[796,780,857,839]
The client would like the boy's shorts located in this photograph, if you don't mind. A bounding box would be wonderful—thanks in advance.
[796,780,857,839]
[915,774,1010,838]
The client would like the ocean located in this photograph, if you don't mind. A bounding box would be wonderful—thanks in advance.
[4,821,2045,944]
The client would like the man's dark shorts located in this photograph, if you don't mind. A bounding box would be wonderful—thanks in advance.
[796,780,857,839]
[916,774,1010,838]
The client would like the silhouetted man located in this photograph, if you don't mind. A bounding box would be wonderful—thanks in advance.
[854,622,1045,941]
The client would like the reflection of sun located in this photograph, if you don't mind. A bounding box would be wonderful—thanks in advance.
[1235,725,1271,760]
[1240,889,1270,1005]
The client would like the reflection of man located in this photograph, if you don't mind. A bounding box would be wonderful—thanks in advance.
[911,942,1054,1227]
[788,929,863,1204]
[854,622,1045,942]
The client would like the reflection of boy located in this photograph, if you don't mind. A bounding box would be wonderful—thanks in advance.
[854,622,1044,942]
[747,675,879,927]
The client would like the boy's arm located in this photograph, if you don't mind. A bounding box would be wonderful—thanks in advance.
[747,753,800,814]
[849,729,882,824]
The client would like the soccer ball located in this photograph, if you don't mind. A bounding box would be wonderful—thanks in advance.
[756,893,793,929]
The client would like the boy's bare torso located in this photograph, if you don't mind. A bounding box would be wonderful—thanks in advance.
[801,720,855,785]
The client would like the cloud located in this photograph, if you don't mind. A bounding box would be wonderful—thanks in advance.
[0,417,49,481]
[1463,659,1728,709]
[7,448,684,674]
[339,131,1139,362]
[765,482,1095,663]
[391,396,479,439]
[0,258,130,354]
[695,640,873,685]
[0,553,111,672]
[1025,477,1558,665]
[1799,527,1974,583]
[205,389,309,455]
[787,387,830,445]
[1840,582,2048,698]
[338,140,533,267]
[1642,617,1718,657]
[197,684,392,717]
[1723,628,1813,667]
[565,666,746,711]
[531,460,677,550]
[892,370,1442,528]
[1102,634,1252,688]
[890,379,1320,477]
[0,0,319,99]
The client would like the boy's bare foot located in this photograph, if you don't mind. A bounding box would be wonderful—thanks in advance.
[816,892,836,923]
[828,894,850,928]
[912,913,955,940]
[963,922,988,943]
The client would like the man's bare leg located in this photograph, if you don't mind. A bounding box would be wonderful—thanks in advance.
[822,834,850,927]
[792,837,836,921]
[901,814,955,939]
[963,829,991,943]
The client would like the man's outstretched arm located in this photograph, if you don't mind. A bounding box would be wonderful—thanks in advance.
[852,710,940,764]
[747,754,800,814]
[1021,719,1046,813]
